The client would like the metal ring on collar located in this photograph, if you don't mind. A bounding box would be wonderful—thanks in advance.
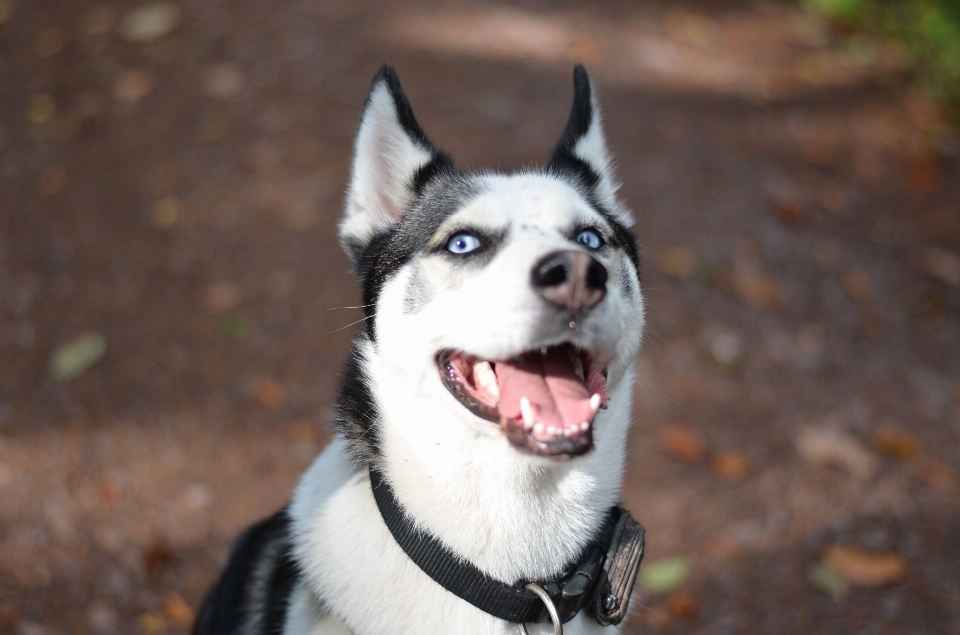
[516,583,562,635]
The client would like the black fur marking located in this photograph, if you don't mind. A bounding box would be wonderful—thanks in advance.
[412,153,457,197]
[367,64,435,152]
[346,65,461,279]
[359,173,482,340]
[364,64,457,202]
[193,509,299,635]
[335,336,383,466]
[544,66,641,275]
[593,204,640,274]
[546,64,602,193]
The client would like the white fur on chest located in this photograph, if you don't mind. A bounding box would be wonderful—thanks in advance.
[287,423,630,635]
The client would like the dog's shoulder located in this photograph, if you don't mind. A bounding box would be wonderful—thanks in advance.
[193,508,299,635]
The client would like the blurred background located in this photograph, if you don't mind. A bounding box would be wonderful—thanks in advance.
[1,0,959,633]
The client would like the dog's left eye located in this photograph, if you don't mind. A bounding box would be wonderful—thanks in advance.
[446,233,481,254]
[576,229,604,250]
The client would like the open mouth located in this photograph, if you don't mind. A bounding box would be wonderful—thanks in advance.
[437,344,610,458]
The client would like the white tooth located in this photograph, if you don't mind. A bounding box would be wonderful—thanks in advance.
[589,393,601,419]
[540,347,548,356]
[547,425,559,437]
[580,421,589,431]
[519,397,536,430]
[533,422,545,436]
[474,361,499,398]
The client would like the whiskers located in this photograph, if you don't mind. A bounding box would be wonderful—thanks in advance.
[325,303,375,334]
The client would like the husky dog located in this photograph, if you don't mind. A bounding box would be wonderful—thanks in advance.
[193,64,645,635]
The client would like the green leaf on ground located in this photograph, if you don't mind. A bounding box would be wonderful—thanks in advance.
[218,312,250,338]
[639,556,691,594]
[808,562,849,601]
[51,332,106,380]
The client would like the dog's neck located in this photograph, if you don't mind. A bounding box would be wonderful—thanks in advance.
[371,353,635,583]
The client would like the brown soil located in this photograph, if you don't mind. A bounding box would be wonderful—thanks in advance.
[1,1,959,634]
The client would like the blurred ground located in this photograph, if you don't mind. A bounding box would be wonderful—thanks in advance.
[1,0,959,633]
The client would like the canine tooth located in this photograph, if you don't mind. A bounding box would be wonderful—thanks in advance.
[473,361,499,398]
[519,397,536,430]
[589,393,601,418]
[533,422,545,436]
[573,357,584,381]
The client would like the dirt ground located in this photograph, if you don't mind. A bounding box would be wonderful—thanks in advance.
[1,0,959,633]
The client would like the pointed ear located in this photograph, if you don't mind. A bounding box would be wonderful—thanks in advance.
[547,65,628,224]
[340,64,454,264]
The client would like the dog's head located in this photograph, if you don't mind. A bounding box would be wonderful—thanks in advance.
[338,65,644,463]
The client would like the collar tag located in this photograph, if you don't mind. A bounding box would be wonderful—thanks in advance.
[587,509,646,626]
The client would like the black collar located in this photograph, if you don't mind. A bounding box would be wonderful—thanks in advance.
[369,467,645,626]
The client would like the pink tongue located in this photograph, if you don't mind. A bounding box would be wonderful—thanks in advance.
[495,354,593,430]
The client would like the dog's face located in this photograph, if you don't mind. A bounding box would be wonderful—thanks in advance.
[339,65,643,461]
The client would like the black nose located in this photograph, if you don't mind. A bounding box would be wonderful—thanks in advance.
[532,250,608,314]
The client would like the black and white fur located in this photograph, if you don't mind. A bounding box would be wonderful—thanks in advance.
[194,64,644,635]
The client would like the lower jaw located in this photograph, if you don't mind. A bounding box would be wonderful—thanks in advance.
[503,420,594,458]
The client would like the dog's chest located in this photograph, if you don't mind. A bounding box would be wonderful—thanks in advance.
[287,443,619,635]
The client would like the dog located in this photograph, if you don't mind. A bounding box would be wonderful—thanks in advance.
[193,63,645,635]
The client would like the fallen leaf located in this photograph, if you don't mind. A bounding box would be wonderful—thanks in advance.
[872,426,918,459]
[197,111,230,143]
[771,195,806,225]
[180,483,212,512]
[255,377,286,409]
[665,592,697,617]
[35,27,64,58]
[36,166,66,197]
[658,427,706,463]
[710,332,743,368]
[136,612,165,635]
[710,452,750,480]
[100,479,121,505]
[654,246,696,280]
[152,196,182,227]
[822,544,907,587]
[796,426,879,480]
[722,268,783,309]
[218,312,250,338]
[906,159,939,196]
[639,556,691,594]
[203,281,241,314]
[51,333,106,380]
[841,268,872,302]
[120,3,181,43]
[26,94,56,126]
[0,0,13,25]
[910,457,957,491]
[205,64,244,99]
[808,562,848,601]
[163,592,194,625]
[915,246,960,287]
[143,540,174,577]
[113,69,155,103]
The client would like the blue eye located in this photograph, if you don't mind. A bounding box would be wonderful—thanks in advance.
[576,229,603,249]
[446,233,480,254]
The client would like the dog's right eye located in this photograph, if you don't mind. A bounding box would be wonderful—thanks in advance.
[446,233,481,254]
